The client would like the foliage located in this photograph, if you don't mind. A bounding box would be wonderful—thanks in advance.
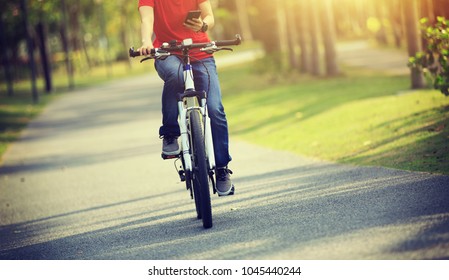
[2,1,447,90]
[0,0,141,77]
[409,17,449,96]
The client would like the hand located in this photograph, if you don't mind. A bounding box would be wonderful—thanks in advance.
[184,18,203,32]
[138,41,154,56]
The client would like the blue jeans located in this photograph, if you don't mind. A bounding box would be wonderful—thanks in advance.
[154,56,231,168]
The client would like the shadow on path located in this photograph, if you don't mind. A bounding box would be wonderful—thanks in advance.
[1,162,448,260]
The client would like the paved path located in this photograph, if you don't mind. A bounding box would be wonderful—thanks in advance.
[1,44,448,260]
[337,41,410,75]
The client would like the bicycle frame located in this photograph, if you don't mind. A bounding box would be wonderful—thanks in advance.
[129,34,241,228]
[177,39,215,175]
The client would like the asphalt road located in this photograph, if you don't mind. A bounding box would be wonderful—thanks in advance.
[1,48,448,260]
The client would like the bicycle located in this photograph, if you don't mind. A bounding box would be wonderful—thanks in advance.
[129,34,241,229]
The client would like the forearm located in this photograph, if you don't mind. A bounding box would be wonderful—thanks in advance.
[202,15,214,29]
[199,1,214,29]
[139,6,154,47]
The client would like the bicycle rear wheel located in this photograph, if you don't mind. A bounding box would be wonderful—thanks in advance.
[190,110,213,229]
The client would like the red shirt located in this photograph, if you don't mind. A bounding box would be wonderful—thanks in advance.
[138,0,212,60]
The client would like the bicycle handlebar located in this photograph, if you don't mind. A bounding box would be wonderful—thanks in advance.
[212,34,242,47]
[129,34,242,58]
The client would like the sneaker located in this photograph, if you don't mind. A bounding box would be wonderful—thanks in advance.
[162,136,181,156]
[216,167,235,196]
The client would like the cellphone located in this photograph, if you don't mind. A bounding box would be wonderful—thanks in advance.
[184,10,202,23]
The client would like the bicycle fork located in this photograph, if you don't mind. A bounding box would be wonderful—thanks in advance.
[177,63,216,182]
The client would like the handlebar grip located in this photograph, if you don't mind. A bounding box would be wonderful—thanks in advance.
[129,47,140,58]
[128,47,156,58]
[215,34,242,47]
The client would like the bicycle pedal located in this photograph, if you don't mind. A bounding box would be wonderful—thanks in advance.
[161,153,179,160]
[178,170,186,182]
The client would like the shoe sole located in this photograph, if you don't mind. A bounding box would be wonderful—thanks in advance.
[162,148,181,156]
[217,185,235,197]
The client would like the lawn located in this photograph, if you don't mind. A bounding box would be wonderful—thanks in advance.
[220,66,449,175]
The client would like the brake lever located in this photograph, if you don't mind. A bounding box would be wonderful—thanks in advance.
[139,50,170,62]
[202,47,234,54]
[140,57,153,63]
[220,47,234,52]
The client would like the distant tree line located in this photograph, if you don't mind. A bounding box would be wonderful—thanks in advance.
[0,0,140,100]
[1,0,449,102]
[227,0,449,87]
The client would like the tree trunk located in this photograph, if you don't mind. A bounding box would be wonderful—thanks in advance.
[420,0,434,50]
[61,0,75,89]
[285,0,299,70]
[297,0,309,73]
[277,0,288,59]
[434,0,449,18]
[403,0,425,89]
[235,0,253,41]
[254,0,282,69]
[389,0,403,48]
[98,2,112,77]
[20,0,39,103]
[320,0,339,76]
[36,22,53,93]
[80,27,93,70]
[374,0,388,45]
[308,0,321,76]
[0,14,14,96]
[421,0,435,22]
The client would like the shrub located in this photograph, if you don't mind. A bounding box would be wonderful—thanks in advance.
[409,17,449,96]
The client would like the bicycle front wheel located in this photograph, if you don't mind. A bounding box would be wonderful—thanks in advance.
[190,109,213,229]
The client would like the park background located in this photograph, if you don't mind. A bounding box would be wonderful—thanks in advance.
[1,0,448,174]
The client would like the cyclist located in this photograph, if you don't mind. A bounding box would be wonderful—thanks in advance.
[138,0,234,196]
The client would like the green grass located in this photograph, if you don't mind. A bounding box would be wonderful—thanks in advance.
[220,66,449,175]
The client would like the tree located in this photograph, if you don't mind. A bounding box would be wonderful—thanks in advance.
[284,0,299,70]
[61,0,74,89]
[373,0,389,45]
[403,0,425,89]
[409,17,449,96]
[320,0,339,76]
[250,0,283,69]
[296,0,310,73]
[234,0,253,41]
[20,0,38,103]
[0,12,14,96]
[36,22,52,93]
[308,0,321,76]
[388,0,403,48]
[4,0,437,93]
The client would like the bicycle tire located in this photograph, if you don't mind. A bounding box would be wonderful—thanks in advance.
[192,168,202,220]
[190,110,213,229]
[185,119,201,220]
